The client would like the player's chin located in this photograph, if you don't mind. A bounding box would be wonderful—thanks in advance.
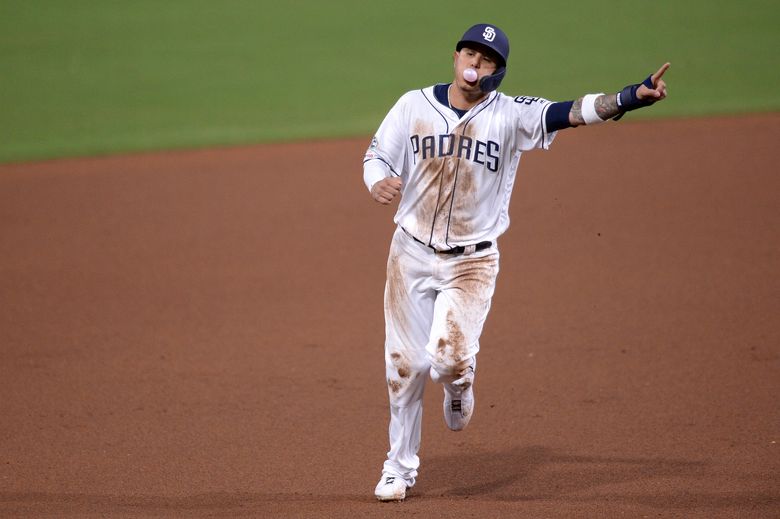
[459,79,480,91]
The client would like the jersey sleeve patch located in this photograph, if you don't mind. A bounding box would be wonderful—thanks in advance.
[511,94,556,151]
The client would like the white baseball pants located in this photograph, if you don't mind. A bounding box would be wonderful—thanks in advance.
[380,225,500,483]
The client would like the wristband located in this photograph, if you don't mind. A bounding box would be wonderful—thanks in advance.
[581,94,606,125]
[614,74,655,120]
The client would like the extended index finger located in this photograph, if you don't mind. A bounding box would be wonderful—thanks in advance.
[651,62,671,83]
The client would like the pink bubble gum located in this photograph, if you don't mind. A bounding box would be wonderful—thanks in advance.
[463,68,478,82]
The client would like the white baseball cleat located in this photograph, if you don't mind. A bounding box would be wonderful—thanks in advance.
[374,474,410,502]
[443,366,475,431]
[444,385,474,431]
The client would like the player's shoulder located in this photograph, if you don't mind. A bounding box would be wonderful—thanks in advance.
[494,90,553,108]
[398,85,436,101]
[389,85,438,112]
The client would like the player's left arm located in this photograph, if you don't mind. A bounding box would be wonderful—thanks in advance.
[546,63,670,131]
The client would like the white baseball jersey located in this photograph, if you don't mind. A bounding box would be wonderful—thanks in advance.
[364,84,558,250]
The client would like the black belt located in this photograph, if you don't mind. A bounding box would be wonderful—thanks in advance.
[403,228,492,254]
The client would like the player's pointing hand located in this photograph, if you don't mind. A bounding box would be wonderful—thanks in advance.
[637,62,670,101]
[371,177,403,205]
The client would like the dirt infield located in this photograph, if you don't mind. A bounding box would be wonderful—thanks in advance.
[1,114,778,518]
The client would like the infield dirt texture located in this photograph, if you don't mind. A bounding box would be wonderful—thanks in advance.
[1,1,779,517]
[1,114,778,517]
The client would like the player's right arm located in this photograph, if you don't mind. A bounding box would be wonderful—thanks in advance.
[363,94,411,205]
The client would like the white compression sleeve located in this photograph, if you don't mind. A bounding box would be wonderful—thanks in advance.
[581,93,606,125]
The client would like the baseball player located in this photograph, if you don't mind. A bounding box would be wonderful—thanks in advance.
[364,23,669,501]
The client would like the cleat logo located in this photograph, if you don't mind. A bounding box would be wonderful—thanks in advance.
[482,27,496,42]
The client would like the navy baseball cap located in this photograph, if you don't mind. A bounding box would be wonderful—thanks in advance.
[456,23,509,67]
[455,23,509,92]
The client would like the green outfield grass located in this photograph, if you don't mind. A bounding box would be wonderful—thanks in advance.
[1,0,778,162]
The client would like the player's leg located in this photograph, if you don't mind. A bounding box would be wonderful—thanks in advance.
[376,227,437,500]
[426,248,500,431]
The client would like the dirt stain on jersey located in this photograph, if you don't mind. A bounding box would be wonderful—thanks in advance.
[449,162,476,238]
[429,157,459,245]
[410,119,465,245]
[448,125,479,239]
[416,153,450,240]
[413,120,433,139]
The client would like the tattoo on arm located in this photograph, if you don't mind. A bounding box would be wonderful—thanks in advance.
[570,98,584,125]
[595,94,620,120]
[570,94,621,126]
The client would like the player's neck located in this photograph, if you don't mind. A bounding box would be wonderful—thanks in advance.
[448,83,488,111]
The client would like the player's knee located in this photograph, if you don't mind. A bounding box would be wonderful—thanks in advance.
[429,334,475,373]
[385,350,427,399]
[386,350,428,376]
[428,344,474,381]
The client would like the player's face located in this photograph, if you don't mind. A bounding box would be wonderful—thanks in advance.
[453,46,498,92]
